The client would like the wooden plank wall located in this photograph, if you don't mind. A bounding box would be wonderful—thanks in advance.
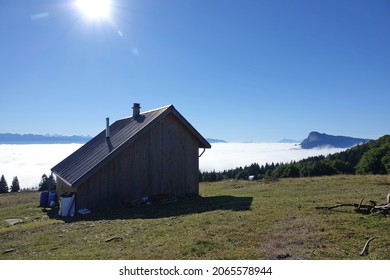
[56,178,77,196]
[75,113,200,211]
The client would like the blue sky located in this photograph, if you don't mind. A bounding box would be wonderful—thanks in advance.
[1,0,389,142]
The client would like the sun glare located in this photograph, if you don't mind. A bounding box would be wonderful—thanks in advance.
[76,0,111,19]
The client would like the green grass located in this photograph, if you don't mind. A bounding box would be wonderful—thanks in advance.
[1,175,389,260]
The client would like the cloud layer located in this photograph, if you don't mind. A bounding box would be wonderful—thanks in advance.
[0,144,82,189]
[199,143,347,172]
[0,143,347,189]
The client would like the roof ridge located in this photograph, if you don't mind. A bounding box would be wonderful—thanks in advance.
[117,104,172,121]
[142,104,172,114]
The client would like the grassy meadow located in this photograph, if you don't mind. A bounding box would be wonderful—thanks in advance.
[1,175,389,260]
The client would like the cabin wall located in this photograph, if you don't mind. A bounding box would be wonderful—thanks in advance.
[55,177,79,209]
[56,178,76,196]
[76,113,200,211]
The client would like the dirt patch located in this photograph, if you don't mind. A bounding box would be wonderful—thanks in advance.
[263,215,324,260]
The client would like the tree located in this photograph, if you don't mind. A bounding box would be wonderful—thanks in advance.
[329,159,354,174]
[382,153,390,174]
[199,170,204,182]
[356,145,390,175]
[272,164,300,178]
[236,169,249,180]
[38,174,49,191]
[38,174,56,191]
[10,176,20,193]
[247,163,261,176]
[0,175,8,193]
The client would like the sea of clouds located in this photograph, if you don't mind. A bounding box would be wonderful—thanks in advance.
[0,144,82,190]
[0,143,346,189]
[200,143,346,171]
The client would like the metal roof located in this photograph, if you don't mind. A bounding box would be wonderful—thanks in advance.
[51,105,211,187]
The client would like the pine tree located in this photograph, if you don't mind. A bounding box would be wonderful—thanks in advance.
[10,176,20,193]
[48,174,56,191]
[0,175,9,193]
[38,174,49,191]
[38,174,56,191]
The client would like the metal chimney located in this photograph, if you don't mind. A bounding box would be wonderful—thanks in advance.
[106,117,110,138]
[132,103,141,118]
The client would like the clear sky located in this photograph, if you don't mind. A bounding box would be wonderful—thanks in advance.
[1,0,389,142]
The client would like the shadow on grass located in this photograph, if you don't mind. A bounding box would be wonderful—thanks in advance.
[42,195,253,223]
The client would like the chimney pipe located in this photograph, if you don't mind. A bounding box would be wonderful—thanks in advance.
[132,103,141,118]
[106,117,110,138]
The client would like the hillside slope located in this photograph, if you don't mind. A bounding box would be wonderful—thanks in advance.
[1,176,389,260]
[272,135,390,177]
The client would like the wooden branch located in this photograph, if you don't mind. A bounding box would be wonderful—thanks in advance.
[315,203,358,210]
[104,236,123,242]
[375,203,390,210]
[315,197,390,214]
[357,198,364,210]
[359,237,378,256]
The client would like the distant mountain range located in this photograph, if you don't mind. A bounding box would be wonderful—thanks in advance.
[0,133,91,144]
[300,131,372,149]
[0,133,227,145]
[0,132,372,148]
[206,138,227,143]
[278,138,301,143]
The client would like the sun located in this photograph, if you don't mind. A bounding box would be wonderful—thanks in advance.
[76,0,111,20]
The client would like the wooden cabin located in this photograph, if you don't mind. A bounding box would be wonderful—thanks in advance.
[51,103,211,211]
